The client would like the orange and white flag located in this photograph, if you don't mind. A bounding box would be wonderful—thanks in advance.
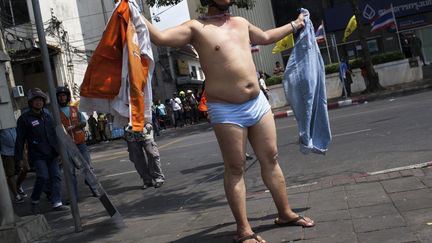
[80,0,154,132]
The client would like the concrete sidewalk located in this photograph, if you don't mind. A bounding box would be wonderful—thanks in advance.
[12,161,432,242]
[273,79,432,119]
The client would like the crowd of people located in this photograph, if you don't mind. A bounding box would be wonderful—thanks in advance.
[150,89,207,136]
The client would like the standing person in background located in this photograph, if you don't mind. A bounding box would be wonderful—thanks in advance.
[411,34,426,65]
[87,114,98,143]
[1,127,28,203]
[156,100,167,130]
[97,113,108,142]
[258,72,270,100]
[339,58,353,98]
[170,92,183,128]
[15,88,69,214]
[273,61,285,76]
[186,90,199,124]
[56,87,100,199]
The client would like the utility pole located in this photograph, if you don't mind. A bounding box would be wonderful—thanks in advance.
[0,13,16,228]
[100,0,108,24]
[31,0,82,232]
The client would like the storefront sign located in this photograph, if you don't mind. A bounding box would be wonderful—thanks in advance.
[398,16,427,30]
[325,0,432,31]
[359,0,432,21]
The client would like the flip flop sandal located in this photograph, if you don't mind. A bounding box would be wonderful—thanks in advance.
[274,214,315,227]
[233,233,263,243]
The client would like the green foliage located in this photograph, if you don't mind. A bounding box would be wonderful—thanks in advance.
[266,51,405,86]
[145,0,255,9]
[325,63,339,74]
[266,75,283,86]
[325,51,405,74]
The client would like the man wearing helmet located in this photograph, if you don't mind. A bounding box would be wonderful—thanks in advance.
[56,86,100,199]
[143,1,313,242]
[15,88,69,214]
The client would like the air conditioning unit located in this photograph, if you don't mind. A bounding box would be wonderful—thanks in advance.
[12,85,25,98]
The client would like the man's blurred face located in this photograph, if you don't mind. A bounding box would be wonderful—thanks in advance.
[58,93,68,104]
[30,97,44,110]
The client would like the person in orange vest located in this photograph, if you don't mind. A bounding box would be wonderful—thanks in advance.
[56,86,100,199]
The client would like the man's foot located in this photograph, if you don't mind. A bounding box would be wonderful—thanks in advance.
[31,203,40,215]
[52,205,70,212]
[18,187,28,198]
[245,153,253,160]
[274,214,315,227]
[15,195,25,204]
[44,191,51,201]
[154,181,164,188]
[233,233,266,243]
[141,181,154,190]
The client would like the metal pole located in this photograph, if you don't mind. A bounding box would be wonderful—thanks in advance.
[31,0,82,232]
[0,156,15,226]
[322,21,332,64]
[100,0,108,24]
[332,34,341,62]
[8,0,15,26]
[391,4,403,54]
[0,21,15,228]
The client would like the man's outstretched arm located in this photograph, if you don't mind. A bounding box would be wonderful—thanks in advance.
[249,14,305,45]
[143,18,193,47]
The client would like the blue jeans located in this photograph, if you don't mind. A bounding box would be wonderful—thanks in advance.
[70,143,98,199]
[32,158,62,206]
[283,8,332,154]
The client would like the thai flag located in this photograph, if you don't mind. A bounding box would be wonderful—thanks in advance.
[315,23,325,44]
[250,44,260,53]
[370,8,395,33]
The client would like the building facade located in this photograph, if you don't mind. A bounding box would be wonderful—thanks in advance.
[1,0,116,113]
[271,0,432,65]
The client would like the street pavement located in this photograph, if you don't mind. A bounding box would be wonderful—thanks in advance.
[10,78,432,243]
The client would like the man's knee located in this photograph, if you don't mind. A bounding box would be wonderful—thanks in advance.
[262,151,279,165]
[224,161,246,176]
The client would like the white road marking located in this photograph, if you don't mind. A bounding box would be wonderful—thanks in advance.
[264,181,318,193]
[101,170,137,178]
[333,129,372,138]
[368,161,432,175]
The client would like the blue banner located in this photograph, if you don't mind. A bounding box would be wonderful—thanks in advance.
[359,0,432,21]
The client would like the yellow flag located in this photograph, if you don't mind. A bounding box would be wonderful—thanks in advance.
[272,34,294,54]
[343,15,357,42]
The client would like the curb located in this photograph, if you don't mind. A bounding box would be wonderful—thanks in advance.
[272,81,432,119]
[273,96,368,119]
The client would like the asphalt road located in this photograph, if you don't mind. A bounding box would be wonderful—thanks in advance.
[87,90,432,213]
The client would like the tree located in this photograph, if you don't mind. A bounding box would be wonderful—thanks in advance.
[145,0,255,9]
[349,0,383,93]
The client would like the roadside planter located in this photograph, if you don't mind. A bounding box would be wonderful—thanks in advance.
[268,58,423,109]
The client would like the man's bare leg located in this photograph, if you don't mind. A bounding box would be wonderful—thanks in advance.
[213,124,266,243]
[248,111,314,227]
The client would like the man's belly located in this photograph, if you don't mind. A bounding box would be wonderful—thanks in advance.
[206,81,261,104]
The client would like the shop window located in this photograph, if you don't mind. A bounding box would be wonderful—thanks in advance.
[367,39,379,53]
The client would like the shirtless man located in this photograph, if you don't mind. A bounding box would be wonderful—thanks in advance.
[144,1,314,242]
